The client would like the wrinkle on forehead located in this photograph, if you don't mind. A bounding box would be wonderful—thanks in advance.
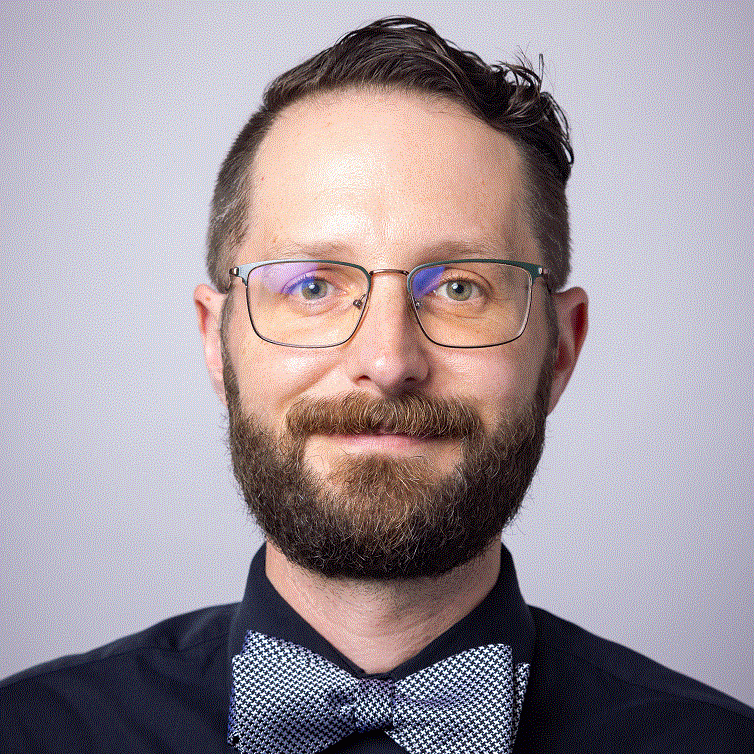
[243,88,538,266]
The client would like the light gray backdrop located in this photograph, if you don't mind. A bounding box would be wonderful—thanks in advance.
[2,2,752,705]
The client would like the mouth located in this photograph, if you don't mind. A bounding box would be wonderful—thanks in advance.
[318,429,445,454]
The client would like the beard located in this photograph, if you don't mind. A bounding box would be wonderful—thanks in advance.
[225,358,551,580]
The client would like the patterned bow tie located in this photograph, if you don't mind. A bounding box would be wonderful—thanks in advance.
[229,631,530,754]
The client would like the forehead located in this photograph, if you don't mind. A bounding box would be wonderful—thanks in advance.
[243,88,533,264]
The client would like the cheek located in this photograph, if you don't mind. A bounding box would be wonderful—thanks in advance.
[234,337,336,423]
[445,343,544,428]
[221,292,328,423]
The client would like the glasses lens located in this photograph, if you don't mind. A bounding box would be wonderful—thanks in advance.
[245,261,369,347]
[409,261,532,347]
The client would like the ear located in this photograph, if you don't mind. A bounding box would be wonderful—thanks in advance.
[547,286,588,413]
[194,283,228,406]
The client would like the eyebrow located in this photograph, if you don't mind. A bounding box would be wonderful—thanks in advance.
[261,241,353,261]
[418,239,511,261]
[261,238,512,264]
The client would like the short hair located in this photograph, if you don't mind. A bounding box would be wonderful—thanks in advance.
[207,16,573,293]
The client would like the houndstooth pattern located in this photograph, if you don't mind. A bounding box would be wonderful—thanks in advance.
[229,631,529,754]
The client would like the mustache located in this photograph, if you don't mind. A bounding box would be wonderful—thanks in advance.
[284,392,482,440]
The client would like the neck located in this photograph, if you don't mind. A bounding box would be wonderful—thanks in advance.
[265,540,501,674]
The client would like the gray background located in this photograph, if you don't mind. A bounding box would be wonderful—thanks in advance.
[2,2,752,706]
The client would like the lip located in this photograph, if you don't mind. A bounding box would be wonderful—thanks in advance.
[320,432,431,452]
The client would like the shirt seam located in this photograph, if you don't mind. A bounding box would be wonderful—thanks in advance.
[1,627,232,689]
[547,641,754,725]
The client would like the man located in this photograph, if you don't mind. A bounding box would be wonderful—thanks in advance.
[2,16,751,753]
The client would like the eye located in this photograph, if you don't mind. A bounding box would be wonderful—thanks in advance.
[281,275,333,301]
[297,278,330,300]
[437,279,480,301]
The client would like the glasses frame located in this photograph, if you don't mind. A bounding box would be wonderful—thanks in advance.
[229,258,550,349]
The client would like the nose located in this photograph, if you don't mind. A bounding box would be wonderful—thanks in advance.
[342,269,430,396]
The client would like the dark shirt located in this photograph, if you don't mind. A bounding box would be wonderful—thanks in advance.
[2,545,752,753]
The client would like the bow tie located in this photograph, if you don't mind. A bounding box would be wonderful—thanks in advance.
[229,631,530,754]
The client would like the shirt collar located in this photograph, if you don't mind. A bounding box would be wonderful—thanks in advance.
[228,542,534,687]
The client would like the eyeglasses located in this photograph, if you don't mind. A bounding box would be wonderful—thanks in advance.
[229,258,550,348]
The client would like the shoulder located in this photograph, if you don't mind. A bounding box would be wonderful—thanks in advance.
[2,602,236,688]
[1,603,236,753]
[519,607,753,753]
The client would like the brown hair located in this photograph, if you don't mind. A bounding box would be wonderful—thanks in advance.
[207,16,573,293]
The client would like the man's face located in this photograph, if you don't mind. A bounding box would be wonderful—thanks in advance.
[218,90,557,578]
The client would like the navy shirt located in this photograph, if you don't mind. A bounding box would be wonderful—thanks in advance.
[2,545,752,752]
